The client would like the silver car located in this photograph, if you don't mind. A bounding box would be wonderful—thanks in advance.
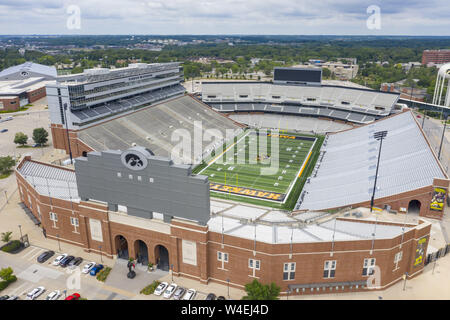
[27,286,45,300]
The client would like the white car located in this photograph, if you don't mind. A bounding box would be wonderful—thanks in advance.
[46,290,61,300]
[52,254,68,266]
[27,286,45,300]
[154,282,168,296]
[82,262,96,274]
[182,289,197,300]
[163,283,178,299]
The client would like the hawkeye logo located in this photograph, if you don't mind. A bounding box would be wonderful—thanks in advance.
[121,150,148,171]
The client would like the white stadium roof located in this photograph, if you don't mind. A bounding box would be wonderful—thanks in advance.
[297,110,447,211]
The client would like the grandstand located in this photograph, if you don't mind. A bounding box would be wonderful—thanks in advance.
[77,95,243,164]
[228,114,352,134]
[296,110,447,212]
[202,82,400,124]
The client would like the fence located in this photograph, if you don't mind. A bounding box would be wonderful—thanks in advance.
[424,244,450,266]
[421,115,450,174]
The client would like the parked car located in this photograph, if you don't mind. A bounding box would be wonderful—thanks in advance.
[163,283,178,299]
[32,143,41,148]
[52,254,68,266]
[37,250,54,263]
[182,289,197,300]
[68,257,83,269]
[0,129,8,133]
[89,264,104,276]
[205,293,216,300]
[7,295,18,300]
[154,282,168,296]
[217,296,226,300]
[82,262,96,274]
[173,287,186,300]
[59,255,75,268]
[27,287,45,300]
[0,295,9,300]
[64,293,80,301]
[46,290,61,300]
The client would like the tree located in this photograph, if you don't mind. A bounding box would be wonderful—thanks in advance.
[14,132,28,146]
[32,128,49,145]
[1,232,12,243]
[0,156,15,175]
[242,279,280,300]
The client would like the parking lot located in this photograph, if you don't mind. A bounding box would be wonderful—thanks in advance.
[0,244,129,300]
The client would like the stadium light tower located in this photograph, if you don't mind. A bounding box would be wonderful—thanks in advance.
[370,130,388,212]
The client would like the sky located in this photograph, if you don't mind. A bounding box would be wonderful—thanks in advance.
[0,0,449,35]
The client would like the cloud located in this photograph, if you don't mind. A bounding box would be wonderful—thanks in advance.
[0,0,448,35]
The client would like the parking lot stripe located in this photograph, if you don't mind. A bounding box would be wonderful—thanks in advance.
[28,249,45,261]
[9,282,28,296]
[21,247,40,259]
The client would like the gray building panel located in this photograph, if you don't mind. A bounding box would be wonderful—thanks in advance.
[75,146,210,225]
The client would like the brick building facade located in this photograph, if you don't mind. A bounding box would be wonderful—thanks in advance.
[16,157,432,295]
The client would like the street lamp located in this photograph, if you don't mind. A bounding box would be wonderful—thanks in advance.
[227,278,230,299]
[171,264,174,282]
[403,272,408,291]
[57,234,61,251]
[438,115,448,160]
[18,225,23,240]
[370,131,388,212]
[99,245,103,263]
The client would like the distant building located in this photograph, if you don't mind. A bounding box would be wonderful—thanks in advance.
[422,49,450,65]
[380,81,427,102]
[0,62,57,111]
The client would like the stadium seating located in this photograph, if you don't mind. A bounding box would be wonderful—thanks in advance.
[77,95,243,164]
[296,111,446,211]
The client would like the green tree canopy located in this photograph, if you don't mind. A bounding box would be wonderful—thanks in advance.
[0,156,15,175]
[32,128,49,145]
[242,279,280,300]
[13,132,28,146]
[1,232,12,243]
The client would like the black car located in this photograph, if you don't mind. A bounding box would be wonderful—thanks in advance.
[37,250,55,263]
[205,293,216,300]
[0,295,9,300]
[59,255,75,267]
[68,257,83,269]
[217,296,226,300]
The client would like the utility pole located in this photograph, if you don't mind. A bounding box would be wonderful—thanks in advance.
[438,115,448,160]
[370,131,388,212]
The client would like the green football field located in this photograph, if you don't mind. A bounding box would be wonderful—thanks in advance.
[197,130,316,202]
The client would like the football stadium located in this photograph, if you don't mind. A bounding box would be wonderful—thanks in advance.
[14,63,449,296]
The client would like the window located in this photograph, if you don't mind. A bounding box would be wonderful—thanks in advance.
[362,258,376,276]
[128,174,133,180]
[37,205,41,220]
[249,258,261,278]
[323,260,336,278]
[137,176,142,181]
[149,177,154,183]
[117,172,122,178]
[49,212,58,228]
[217,251,228,262]
[217,251,229,270]
[70,217,79,233]
[283,262,296,280]
[28,195,32,209]
[394,251,403,270]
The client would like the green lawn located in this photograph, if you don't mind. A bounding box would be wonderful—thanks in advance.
[197,130,317,204]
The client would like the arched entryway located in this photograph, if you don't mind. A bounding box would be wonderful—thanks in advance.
[115,235,129,260]
[408,200,421,214]
[154,245,170,271]
[134,240,149,266]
